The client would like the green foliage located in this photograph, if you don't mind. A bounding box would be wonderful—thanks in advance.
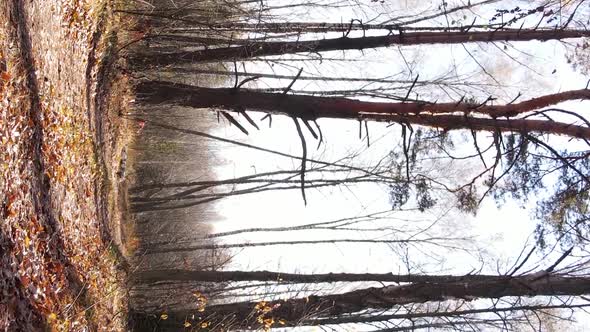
[566,38,590,75]
[389,181,411,210]
[535,152,590,247]
[488,133,590,248]
[456,186,478,216]
[387,129,448,211]
[415,178,437,212]
[489,134,544,204]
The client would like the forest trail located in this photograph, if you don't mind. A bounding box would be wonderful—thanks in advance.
[1,0,131,330]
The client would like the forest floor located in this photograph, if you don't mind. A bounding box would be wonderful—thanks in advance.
[1,0,134,330]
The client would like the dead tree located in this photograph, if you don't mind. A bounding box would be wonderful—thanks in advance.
[136,81,590,140]
[130,29,590,66]
[130,272,590,330]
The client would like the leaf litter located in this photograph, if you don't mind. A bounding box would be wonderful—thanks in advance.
[1,0,128,330]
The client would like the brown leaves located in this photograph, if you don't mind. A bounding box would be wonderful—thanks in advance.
[1,72,10,85]
[0,66,10,95]
[0,0,126,330]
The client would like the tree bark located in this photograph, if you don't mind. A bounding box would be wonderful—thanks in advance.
[156,22,507,34]
[129,274,590,330]
[131,29,590,66]
[309,303,590,326]
[134,269,507,284]
[136,81,590,139]
[145,237,449,254]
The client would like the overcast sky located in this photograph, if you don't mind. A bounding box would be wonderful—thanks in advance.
[159,0,590,329]
[203,0,589,274]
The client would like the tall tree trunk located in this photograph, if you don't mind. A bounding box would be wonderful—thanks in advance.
[131,29,590,66]
[136,81,590,139]
[129,274,590,330]
[161,68,443,84]
[133,269,512,283]
[152,22,507,34]
[145,237,449,254]
[309,303,590,326]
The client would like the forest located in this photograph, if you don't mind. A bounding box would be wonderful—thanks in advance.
[120,0,590,330]
[3,0,590,331]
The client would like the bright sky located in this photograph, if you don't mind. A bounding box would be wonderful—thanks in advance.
[207,0,589,271]
[163,0,590,329]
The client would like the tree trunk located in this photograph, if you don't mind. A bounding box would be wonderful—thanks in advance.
[134,269,511,284]
[129,274,590,330]
[145,238,448,254]
[131,29,590,66]
[136,81,590,139]
[154,22,506,34]
[309,303,590,326]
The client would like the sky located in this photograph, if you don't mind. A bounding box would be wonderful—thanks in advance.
[141,0,590,329]
[206,0,590,273]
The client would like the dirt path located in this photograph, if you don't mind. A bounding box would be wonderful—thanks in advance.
[1,0,130,330]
